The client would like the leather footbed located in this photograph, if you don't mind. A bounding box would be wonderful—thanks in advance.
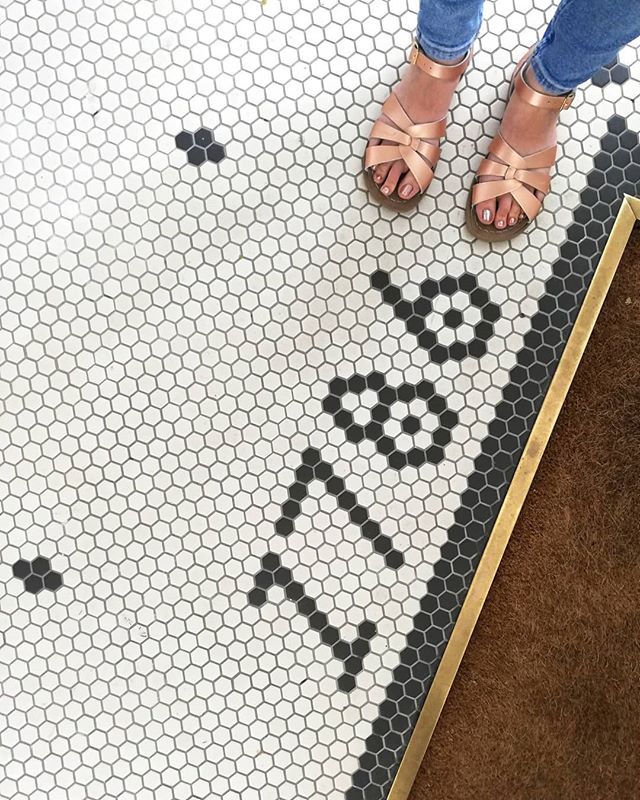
[464,189,529,242]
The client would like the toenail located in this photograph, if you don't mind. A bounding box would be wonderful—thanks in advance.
[482,209,491,222]
[401,185,412,198]
[509,217,515,225]
[382,187,390,195]
[375,174,382,183]
[496,219,504,228]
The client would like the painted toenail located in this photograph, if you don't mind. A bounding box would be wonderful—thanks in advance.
[496,220,504,228]
[382,187,390,195]
[509,217,515,225]
[401,185,412,198]
[482,209,491,222]
[375,174,382,183]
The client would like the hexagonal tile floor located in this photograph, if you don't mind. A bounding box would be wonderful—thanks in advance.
[0,2,638,800]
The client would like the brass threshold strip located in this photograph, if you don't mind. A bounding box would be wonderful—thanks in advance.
[388,195,640,800]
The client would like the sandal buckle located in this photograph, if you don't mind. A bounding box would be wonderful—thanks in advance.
[560,92,575,111]
[410,41,420,65]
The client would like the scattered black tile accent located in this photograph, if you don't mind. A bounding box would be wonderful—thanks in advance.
[248,551,377,693]
[175,127,226,165]
[12,556,63,595]
[347,114,640,800]
[592,56,630,88]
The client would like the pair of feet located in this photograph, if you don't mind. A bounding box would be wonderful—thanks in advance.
[369,49,562,229]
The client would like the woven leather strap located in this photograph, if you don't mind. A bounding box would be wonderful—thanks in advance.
[364,42,470,192]
[472,135,556,220]
[364,94,445,191]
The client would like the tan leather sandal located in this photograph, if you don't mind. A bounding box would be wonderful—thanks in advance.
[364,41,471,212]
[466,50,575,242]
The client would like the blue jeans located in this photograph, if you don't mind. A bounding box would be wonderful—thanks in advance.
[417,0,640,93]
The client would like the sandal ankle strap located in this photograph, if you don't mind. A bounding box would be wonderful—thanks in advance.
[513,59,575,111]
[409,40,471,80]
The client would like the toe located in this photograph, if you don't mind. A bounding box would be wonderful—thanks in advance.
[381,161,405,197]
[507,199,521,227]
[369,139,392,185]
[366,139,381,183]
[374,161,392,185]
[475,197,496,227]
[494,194,511,230]
[397,173,419,200]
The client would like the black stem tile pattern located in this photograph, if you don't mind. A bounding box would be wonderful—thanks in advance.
[250,551,378,693]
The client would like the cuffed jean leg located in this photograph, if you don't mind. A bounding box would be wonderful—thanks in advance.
[531,0,640,94]
[416,0,484,62]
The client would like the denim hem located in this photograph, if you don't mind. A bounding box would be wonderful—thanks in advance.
[415,30,474,63]
[530,47,578,95]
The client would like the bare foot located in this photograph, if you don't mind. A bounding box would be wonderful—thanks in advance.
[475,65,563,229]
[369,54,464,201]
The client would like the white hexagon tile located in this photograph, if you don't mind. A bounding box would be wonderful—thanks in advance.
[0,2,638,800]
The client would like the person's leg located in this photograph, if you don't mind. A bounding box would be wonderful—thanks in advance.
[416,0,484,63]
[369,0,484,201]
[530,0,640,94]
[475,0,640,230]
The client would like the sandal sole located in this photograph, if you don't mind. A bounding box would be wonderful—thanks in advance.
[464,190,530,242]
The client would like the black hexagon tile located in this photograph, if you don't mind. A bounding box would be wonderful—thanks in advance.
[0,2,637,800]
[592,56,631,87]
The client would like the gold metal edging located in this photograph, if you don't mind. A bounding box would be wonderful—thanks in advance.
[387,195,640,800]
